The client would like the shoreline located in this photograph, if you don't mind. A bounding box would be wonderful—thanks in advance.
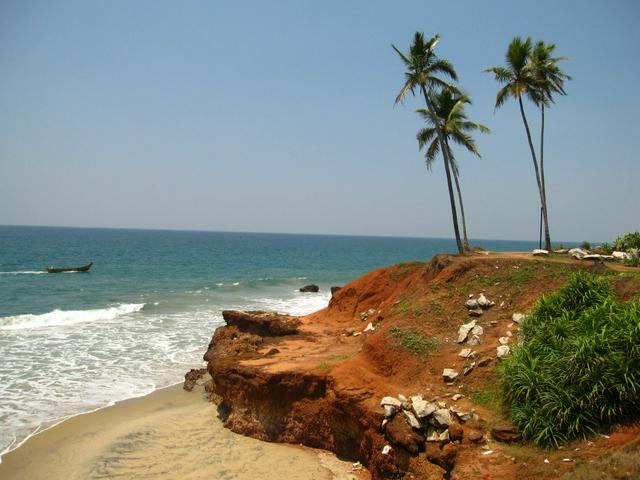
[0,382,364,480]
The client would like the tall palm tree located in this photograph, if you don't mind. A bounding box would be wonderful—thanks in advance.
[485,37,552,250]
[530,41,571,245]
[416,91,490,249]
[393,32,465,253]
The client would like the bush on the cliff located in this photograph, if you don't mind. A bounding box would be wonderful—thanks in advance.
[614,231,640,252]
[501,272,640,448]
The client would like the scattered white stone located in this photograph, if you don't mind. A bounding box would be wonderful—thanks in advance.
[467,335,481,346]
[412,399,437,419]
[438,429,450,442]
[499,336,510,345]
[471,325,484,336]
[544,459,550,464]
[431,408,453,427]
[466,298,479,309]
[469,294,474,298]
[482,450,494,456]
[499,301,505,308]
[364,322,375,332]
[403,410,421,429]
[533,249,549,256]
[384,405,398,418]
[442,368,459,382]
[381,419,388,429]
[457,320,476,343]
[568,248,589,259]
[437,401,447,409]
[398,394,408,402]
[410,395,423,404]
[506,330,513,337]
[478,294,494,308]
[497,345,511,358]
[380,396,402,408]
[613,251,632,260]
[458,348,473,358]
[426,428,440,442]
[452,394,463,401]
[468,308,484,317]
[382,445,392,455]
[512,313,526,324]
[562,458,574,463]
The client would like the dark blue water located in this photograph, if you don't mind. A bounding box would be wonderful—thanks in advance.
[0,225,541,458]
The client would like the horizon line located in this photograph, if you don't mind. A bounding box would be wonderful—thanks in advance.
[0,223,583,245]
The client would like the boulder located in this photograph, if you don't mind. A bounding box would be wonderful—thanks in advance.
[499,336,510,345]
[381,396,402,408]
[477,357,492,367]
[385,414,425,454]
[463,363,475,376]
[330,286,342,296]
[512,313,526,324]
[465,298,479,309]
[612,251,632,260]
[222,310,301,336]
[183,368,207,391]
[497,345,511,359]
[491,424,522,443]
[426,442,458,472]
[412,399,437,419]
[532,249,549,256]
[568,248,589,260]
[364,322,375,332]
[467,335,481,346]
[477,294,494,309]
[468,308,484,317]
[384,405,399,418]
[442,368,459,382]
[431,408,453,427]
[471,325,484,336]
[448,423,464,442]
[299,284,319,292]
[458,348,473,358]
[468,430,484,443]
[457,320,476,343]
[403,410,421,429]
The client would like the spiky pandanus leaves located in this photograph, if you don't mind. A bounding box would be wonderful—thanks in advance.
[502,272,640,447]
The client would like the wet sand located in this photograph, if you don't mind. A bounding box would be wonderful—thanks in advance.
[0,384,364,480]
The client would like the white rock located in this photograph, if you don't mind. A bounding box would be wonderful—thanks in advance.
[458,348,473,358]
[438,429,450,442]
[398,394,408,402]
[466,298,479,309]
[613,251,632,260]
[471,325,484,336]
[497,345,511,358]
[512,313,526,324]
[403,410,421,429]
[380,396,402,408]
[532,249,549,256]
[583,254,603,261]
[412,399,437,419]
[568,247,589,259]
[382,445,392,455]
[506,330,513,337]
[364,322,375,332]
[381,419,388,429]
[384,405,398,418]
[442,368,459,382]
[452,394,463,401]
[499,336,510,345]
[467,335,481,346]
[477,294,495,308]
[410,395,423,404]
[457,320,476,343]
[431,408,453,427]
[426,427,440,442]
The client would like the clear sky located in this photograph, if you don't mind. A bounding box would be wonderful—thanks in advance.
[1,1,638,242]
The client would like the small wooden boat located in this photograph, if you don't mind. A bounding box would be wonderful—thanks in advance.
[47,262,93,273]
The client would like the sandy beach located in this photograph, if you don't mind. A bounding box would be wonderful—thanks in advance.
[0,383,362,480]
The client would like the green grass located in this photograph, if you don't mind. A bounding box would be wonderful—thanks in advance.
[471,383,500,406]
[389,326,438,357]
[316,362,331,370]
[328,352,357,362]
[501,271,640,448]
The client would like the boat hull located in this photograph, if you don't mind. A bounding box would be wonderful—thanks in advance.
[46,262,93,273]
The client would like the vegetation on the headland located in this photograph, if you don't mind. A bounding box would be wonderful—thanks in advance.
[389,325,438,357]
[614,231,640,252]
[393,33,570,253]
[487,37,571,252]
[501,272,640,447]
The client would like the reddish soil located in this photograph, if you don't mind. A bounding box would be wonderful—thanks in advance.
[200,252,640,479]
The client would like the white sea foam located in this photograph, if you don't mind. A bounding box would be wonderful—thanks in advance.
[0,303,145,331]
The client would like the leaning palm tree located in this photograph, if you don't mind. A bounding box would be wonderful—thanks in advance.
[485,37,552,250]
[393,32,465,253]
[530,41,571,243]
[416,91,490,249]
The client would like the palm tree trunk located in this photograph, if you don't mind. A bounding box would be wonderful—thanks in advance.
[517,96,549,250]
[453,169,469,251]
[445,139,469,250]
[539,105,551,250]
[422,86,464,254]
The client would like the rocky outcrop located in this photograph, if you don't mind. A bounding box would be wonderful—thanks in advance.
[183,368,207,391]
[221,310,301,336]
[299,284,320,292]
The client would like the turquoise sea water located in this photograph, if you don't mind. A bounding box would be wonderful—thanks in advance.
[0,225,541,459]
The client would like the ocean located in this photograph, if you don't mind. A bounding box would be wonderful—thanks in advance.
[0,225,542,459]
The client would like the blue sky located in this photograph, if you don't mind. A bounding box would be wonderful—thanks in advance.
[1,0,638,242]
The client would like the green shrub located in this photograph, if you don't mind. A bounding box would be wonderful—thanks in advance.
[614,231,640,252]
[501,272,640,448]
[597,242,613,254]
[624,256,640,268]
[580,241,592,250]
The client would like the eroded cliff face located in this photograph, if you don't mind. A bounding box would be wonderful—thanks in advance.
[198,254,640,480]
